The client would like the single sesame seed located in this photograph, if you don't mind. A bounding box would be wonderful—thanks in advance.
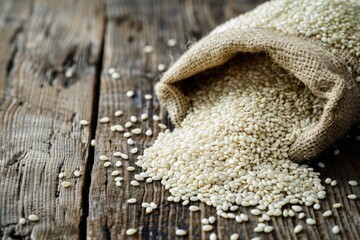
[28,214,39,222]
[141,113,148,120]
[157,64,166,72]
[130,115,137,123]
[146,207,153,214]
[113,152,121,157]
[332,225,340,234]
[145,129,153,136]
[19,218,26,225]
[317,162,325,168]
[158,123,167,129]
[175,229,187,236]
[348,194,357,200]
[330,180,337,186]
[115,177,123,181]
[189,205,200,212]
[99,155,109,161]
[65,68,74,78]
[251,238,261,240]
[120,153,129,160]
[73,170,81,177]
[114,110,123,117]
[111,170,120,176]
[110,126,116,132]
[294,224,303,234]
[124,122,132,128]
[126,90,135,98]
[230,233,239,240]
[356,136,360,141]
[80,120,89,126]
[141,202,150,208]
[115,161,122,167]
[130,180,139,186]
[99,117,110,123]
[123,132,131,138]
[131,148,139,154]
[250,209,261,216]
[201,218,209,224]
[334,149,340,155]
[152,115,160,121]
[143,45,153,53]
[208,216,216,224]
[325,178,332,184]
[298,213,305,219]
[127,166,135,172]
[313,203,321,210]
[150,202,158,209]
[292,205,302,212]
[202,225,213,232]
[264,226,274,233]
[90,139,96,146]
[111,72,120,80]
[254,226,264,233]
[107,68,116,75]
[58,172,65,179]
[323,210,332,217]
[114,125,124,132]
[332,203,342,208]
[182,200,189,205]
[306,218,316,225]
[115,181,121,187]
[127,138,134,145]
[61,181,71,188]
[209,233,217,240]
[167,39,177,47]
[144,94,152,100]
[131,128,142,134]
[127,198,137,204]
[348,180,358,186]
[126,228,137,236]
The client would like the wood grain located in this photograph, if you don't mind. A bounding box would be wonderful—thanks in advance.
[0,0,104,239]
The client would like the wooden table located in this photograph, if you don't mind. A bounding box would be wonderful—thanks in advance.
[0,0,359,239]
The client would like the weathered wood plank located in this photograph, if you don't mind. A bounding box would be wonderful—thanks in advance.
[0,0,104,239]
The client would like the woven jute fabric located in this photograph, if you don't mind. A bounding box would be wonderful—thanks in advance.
[155,1,360,162]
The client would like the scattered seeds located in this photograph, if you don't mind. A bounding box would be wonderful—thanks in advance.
[323,210,332,217]
[80,120,89,126]
[167,38,177,47]
[99,117,110,123]
[111,170,120,176]
[131,128,142,134]
[73,170,81,177]
[189,206,200,212]
[19,218,26,225]
[143,45,153,53]
[126,90,135,98]
[332,225,340,234]
[201,218,209,224]
[348,194,357,200]
[126,228,137,236]
[61,181,71,188]
[157,64,166,72]
[114,110,123,117]
[294,224,303,234]
[175,229,187,236]
[28,214,39,222]
[65,68,74,78]
[144,94,153,100]
[348,180,358,186]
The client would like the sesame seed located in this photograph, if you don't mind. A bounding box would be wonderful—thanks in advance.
[291,205,302,212]
[141,202,150,208]
[127,198,137,203]
[127,138,134,145]
[189,206,200,212]
[65,68,74,78]
[19,218,26,225]
[294,224,303,234]
[144,94,152,100]
[157,64,166,72]
[332,225,340,234]
[201,218,209,224]
[298,213,305,219]
[130,115,137,123]
[111,72,120,80]
[330,180,337,186]
[167,39,177,47]
[111,170,120,176]
[208,216,216,224]
[58,172,65,179]
[152,115,160,121]
[141,113,148,120]
[127,166,135,172]
[80,120,89,126]
[348,180,358,186]
[90,139,96,146]
[110,126,116,132]
[146,207,153,214]
[158,123,167,129]
[130,180,139,186]
[61,181,71,188]
[99,155,109,161]
[143,45,153,53]
[131,148,139,154]
[123,132,131,138]
[115,161,122,167]
[202,225,213,232]
[126,90,135,98]
[325,178,332,184]
[99,117,110,123]
[175,229,187,236]
[264,226,274,233]
[317,162,325,168]
[209,233,217,240]
[306,218,316,225]
[250,209,261,216]
[114,177,123,181]
[323,210,332,217]
[145,129,153,136]
[230,233,239,240]
[73,170,81,177]
[115,181,121,187]
[348,194,357,200]
[114,110,123,117]
[107,68,116,75]
[120,153,129,160]
[313,203,321,210]
[28,214,39,222]
[124,122,132,128]
[251,238,260,240]
[254,226,264,233]
[114,125,124,132]
[126,228,137,236]
[131,128,142,134]
[334,149,340,155]
[150,202,158,209]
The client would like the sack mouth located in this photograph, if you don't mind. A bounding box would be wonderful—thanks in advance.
[156,27,357,161]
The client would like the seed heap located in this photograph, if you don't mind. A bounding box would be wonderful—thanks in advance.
[213,0,360,56]
[138,55,326,217]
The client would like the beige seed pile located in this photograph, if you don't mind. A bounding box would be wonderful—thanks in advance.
[138,55,326,217]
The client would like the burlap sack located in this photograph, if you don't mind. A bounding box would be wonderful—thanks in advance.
[155,0,360,162]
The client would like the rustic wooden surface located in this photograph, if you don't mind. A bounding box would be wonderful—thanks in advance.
[0,0,359,239]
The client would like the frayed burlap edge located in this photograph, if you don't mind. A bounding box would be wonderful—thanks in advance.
[155,28,360,162]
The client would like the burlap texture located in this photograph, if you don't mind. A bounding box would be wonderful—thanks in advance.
[155,2,360,162]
